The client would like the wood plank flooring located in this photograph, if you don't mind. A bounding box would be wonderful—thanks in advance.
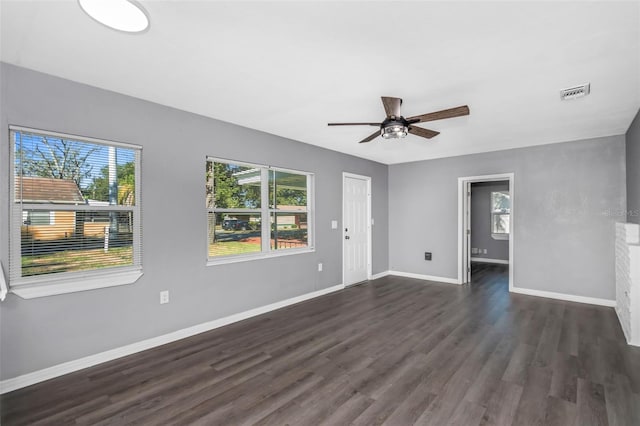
[2,263,640,425]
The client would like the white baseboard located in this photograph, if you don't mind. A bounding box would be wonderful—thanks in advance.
[0,283,344,394]
[388,270,461,285]
[471,257,509,265]
[370,271,390,280]
[510,287,616,307]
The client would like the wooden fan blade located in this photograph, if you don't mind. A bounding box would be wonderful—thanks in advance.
[328,122,380,126]
[408,126,440,139]
[381,96,402,118]
[359,131,380,144]
[407,105,470,123]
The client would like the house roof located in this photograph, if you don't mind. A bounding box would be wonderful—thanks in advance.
[15,177,86,205]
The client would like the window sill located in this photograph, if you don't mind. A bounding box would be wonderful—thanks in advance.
[207,247,315,266]
[10,268,143,299]
[491,233,509,240]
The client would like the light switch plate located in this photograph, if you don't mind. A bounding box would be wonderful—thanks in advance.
[331,220,338,229]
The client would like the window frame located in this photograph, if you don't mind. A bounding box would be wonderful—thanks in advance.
[206,157,314,265]
[9,125,143,299]
[490,190,510,240]
[23,210,55,226]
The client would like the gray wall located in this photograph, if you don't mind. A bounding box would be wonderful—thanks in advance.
[389,136,626,300]
[627,109,640,224]
[0,63,389,380]
[470,181,509,261]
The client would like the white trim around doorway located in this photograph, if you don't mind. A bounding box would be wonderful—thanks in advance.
[457,173,515,291]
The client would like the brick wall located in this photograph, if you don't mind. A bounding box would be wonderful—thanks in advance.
[615,222,640,345]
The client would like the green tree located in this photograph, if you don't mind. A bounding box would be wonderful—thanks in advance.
[206,162,261,244]
[85,162,136,205]
[206,162,260,209]
[212,162,239,208]
[273,188,306,207]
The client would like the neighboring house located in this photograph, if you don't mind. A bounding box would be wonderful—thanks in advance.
[272,205,307,229]
[16,176,86,240]
[84,200,115,237]
[16,176,85,205]
[222,207,306,230]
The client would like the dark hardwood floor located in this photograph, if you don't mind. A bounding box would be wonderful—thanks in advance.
[3,263,640,425]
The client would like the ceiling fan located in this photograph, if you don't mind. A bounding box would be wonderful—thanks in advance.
[328,97,470,143]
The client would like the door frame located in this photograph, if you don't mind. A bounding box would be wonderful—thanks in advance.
[457,173,514,291]
[342,172,372,287]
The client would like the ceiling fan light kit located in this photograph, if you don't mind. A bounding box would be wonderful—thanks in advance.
[381,117,409,139]
[329,97,470,144]
[381,125,408,139]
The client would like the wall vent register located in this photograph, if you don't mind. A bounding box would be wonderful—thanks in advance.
[560,83,591,100]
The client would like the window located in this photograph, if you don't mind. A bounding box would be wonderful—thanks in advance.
[10,126,142,298]
[206,158,313,263]
[23,210,55,226]
[491,190,510,239]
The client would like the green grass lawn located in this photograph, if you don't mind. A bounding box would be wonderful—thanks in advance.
[209,237,307,257]
[208,240,261,257]
[22,246,133,276]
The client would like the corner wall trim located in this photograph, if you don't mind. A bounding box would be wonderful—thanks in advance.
[470,257,510,265]
[0,283,345,394]
[388,270,461,285]
[510,287,616,307]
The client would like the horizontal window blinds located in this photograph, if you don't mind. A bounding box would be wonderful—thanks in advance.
[10,128,142,282]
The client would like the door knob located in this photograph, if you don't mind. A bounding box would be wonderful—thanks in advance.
[345,236,350,240]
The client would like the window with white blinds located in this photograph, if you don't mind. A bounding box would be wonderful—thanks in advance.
[206,157,313,263]
[9,126,142,295]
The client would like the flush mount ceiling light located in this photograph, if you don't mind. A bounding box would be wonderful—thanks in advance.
[78,0,149,33]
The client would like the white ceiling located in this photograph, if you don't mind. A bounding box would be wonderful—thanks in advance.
[1,0,639,164]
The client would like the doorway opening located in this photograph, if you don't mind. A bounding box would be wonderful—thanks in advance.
[458,173,514,290]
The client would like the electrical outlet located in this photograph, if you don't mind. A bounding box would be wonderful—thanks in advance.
[471,248,478,254]
[425,252,432,261]
[483,249,487,254]
[318,263,323,272]
[160,290,169,304]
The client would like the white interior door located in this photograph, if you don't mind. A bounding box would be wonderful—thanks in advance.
[343,174,370,286]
